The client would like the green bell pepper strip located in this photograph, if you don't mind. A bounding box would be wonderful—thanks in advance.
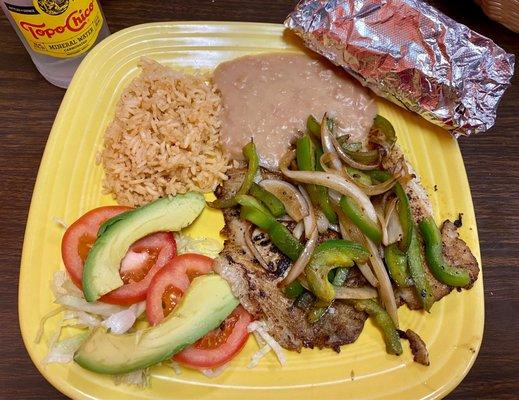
[314,144,325,172]
[269,222,304,262]
[236,195,303,261]
[349,299,403,355]
[296,135,337,224]
[366,169,391,183]
[306,115,321,139]
[336,137,362,152]
[339,196,382,244]
[407,226,435,311]
[419,216,470,287]
[306,240,370,303]
[237,195,276,230]
[384,244,411,287]
[307,267,350,322]
[347,149,379,164]
[332,267,350,286]
[346,167,373,186]
[284,280,305,299]
[238,195,303,261]
[336,138,379,164]
[372,115,396,146]
[367,169,412,252]
[210,141,259,208]
[249,182,286,218]
[296,134,317,171]
[393,182,413,252]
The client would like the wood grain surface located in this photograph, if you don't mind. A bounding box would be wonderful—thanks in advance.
[0,1,517,398]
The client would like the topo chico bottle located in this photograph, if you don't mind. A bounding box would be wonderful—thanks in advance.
[1,0,110,88]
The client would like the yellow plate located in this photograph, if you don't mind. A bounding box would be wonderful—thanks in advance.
[19,22,483,400]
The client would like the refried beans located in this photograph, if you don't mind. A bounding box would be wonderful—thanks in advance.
[214,52,378,169]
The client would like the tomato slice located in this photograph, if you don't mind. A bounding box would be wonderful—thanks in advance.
[101,232,176,305]
[146,253,214,325]
[173,305,252,369]
[61,206,177,305]
[145,253,252,369]
[62,206,131,286]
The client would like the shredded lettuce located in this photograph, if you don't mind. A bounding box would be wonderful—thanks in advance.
[39,271,150,368]
[169,361,182,375]
[247,321,286,367]
[199,363,229,378]
[113,368,150,388]
[64,310,101,328]
[52,216,68,229]
[248,344,271,369]
[175,233,223,258]
[55,294,126,317]
[51,270,83,298]
[35,306,65,344]
[43,332,89,364]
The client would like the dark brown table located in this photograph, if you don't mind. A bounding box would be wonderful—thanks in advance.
[1,1,517,398]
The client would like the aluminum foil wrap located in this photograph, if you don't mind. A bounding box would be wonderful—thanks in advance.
[285,0,515,135]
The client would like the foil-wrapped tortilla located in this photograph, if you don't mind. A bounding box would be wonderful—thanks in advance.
[285,0,515,135]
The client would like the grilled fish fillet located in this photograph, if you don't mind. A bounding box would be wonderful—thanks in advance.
[395,220,479,309]
[214,140,479,351]
[382,144,479,309]
[214,169,367,352]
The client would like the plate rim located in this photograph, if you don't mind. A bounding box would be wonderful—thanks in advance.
[18,20,484,400]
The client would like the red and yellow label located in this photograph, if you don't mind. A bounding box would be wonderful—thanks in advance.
[6,0,104,58]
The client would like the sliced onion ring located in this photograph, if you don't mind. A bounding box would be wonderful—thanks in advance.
[298,185,316,239]
[366,238,399,327]
[259,179,309,222]
[279,150,378,224]
[334,286,378,299]
[320,152,399,196]
[383,197,399,245]
[315,209,330,234]
[292,221,304,240]
[357,263,380,288]
[320,113,343,171]
[386,198,403,244]
[335,206,379,287]
[331,134,379,171]
[280,227,318,287]
[375,204,389,247]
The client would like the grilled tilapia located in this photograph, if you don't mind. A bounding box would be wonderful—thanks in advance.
[213,142,479,352]
[214,169,367,352]
[382,144,479,309]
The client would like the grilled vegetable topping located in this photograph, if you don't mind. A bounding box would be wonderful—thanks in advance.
[407,226,435,311]
[339,195,382,244]
[350,299,402,355]
[296,134,337,224]
[211,141,259,208]
[249,182,286,218]
[305,240,370,303]
[419,216,470,287]
[384,244,412,287]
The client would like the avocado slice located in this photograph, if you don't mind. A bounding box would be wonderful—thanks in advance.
[74,274,239,374]
[83,192,205,302]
